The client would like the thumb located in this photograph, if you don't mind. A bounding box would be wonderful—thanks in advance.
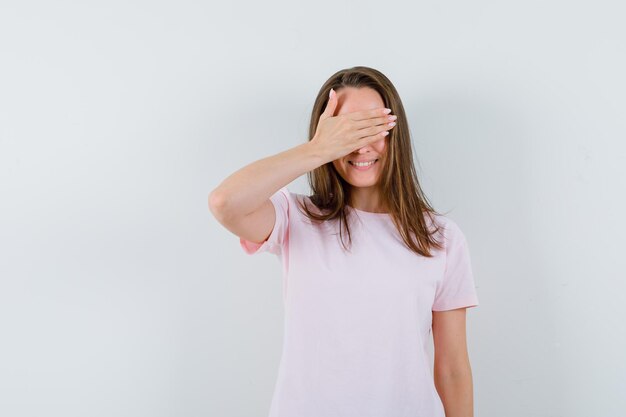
[320,88,338,120]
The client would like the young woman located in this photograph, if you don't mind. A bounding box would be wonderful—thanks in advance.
[209,66,479,417]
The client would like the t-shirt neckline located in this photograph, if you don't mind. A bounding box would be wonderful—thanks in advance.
[347,205,391,217]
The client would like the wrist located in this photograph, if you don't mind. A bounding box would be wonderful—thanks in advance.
[300,140,329,168]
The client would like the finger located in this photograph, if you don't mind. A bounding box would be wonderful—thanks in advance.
[320,88,338,120]
[354,114,396,130]
[355,123,395,140]
[360,130,390,144]
[347,107,391,121]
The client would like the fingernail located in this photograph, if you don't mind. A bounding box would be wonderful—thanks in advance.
[329,88,335,99]
[383,108,391,114]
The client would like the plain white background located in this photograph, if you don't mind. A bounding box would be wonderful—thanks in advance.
[1,1,625,416]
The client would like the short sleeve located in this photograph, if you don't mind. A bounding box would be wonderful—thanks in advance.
[239,186,290,256]
[432,219,479,311]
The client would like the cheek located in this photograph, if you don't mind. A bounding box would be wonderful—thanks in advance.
[374,138,386,153]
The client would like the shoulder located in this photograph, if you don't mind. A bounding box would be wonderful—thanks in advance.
[276,186,303,203]
[275,186,291,200]
[429,213,467,249]
[287,191,324,215]
[273,188,315,218]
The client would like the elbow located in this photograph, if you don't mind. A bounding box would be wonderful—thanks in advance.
[208,190,230,221]
[434,360,472,380]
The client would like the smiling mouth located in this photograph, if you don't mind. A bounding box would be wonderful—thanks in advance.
[348,159,379,166]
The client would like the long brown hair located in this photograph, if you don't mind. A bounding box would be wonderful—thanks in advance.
[296,66,447,257]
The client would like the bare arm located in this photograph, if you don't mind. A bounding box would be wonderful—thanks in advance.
[432,308,475,417]
[208,142,324,243]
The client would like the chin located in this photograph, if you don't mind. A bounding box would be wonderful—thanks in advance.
[344,177,380,188]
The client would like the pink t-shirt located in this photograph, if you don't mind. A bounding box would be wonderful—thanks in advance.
[239,186,479,417]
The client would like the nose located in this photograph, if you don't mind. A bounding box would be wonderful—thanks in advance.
[353,145,372,154]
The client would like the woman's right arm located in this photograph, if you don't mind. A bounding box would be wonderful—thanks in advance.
[208,142,325,244]
[209,87,395,244]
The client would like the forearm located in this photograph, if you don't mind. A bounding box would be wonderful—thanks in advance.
[434,367,475,417]
[209,141,325,219]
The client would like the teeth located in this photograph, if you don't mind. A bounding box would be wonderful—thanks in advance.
[351,160,376,167]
